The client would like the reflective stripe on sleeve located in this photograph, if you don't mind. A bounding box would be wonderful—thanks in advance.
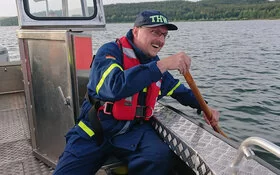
[143,87,161,95]
[143,87,147,92]
[78,121,95,137]
[96,63,123,94]
[167,82,181,96]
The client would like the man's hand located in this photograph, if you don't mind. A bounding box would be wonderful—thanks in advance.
[203,107,220,127]
[157,52,191,74]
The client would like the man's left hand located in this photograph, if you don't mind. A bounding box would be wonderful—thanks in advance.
[203,107,220,127]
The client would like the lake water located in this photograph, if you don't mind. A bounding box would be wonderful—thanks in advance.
[1,20,279,169]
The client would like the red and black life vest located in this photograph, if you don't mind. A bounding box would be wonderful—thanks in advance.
[109,36,161,120]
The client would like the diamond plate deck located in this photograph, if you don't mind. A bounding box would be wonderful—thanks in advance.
[0,93,54,175]
[152,103,279,175]
[0,93,118,175]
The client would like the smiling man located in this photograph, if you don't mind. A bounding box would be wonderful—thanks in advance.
[53,10,219,175]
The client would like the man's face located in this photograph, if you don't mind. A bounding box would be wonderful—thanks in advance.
[132,25,168,57]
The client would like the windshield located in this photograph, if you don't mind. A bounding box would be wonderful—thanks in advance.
[25,0,96,19]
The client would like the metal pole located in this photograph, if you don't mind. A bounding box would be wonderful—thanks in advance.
[231,137,280,173]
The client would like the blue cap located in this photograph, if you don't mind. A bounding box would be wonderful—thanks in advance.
[134,10,178,30]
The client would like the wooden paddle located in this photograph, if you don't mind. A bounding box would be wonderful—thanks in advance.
[184,71,228,138]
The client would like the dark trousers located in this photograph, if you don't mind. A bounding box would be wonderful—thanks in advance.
[53,123,177,175]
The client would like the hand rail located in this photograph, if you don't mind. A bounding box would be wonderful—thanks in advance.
[231,137,280,172]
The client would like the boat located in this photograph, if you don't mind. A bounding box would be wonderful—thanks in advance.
[0,0,279,174]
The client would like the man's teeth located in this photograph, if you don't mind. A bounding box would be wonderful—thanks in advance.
[152,44,159,48]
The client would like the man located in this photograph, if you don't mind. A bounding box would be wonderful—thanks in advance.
[53,10,219,175]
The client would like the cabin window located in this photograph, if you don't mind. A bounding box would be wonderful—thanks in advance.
[24,0,97,19]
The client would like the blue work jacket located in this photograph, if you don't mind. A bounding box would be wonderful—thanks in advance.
[76,29,201,151]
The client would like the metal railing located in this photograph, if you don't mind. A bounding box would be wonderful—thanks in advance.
[231,137,280,174]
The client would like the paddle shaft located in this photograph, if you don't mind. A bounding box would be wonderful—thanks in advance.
[184,71,228,138]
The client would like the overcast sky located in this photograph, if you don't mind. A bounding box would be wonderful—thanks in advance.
[0,0,198,17]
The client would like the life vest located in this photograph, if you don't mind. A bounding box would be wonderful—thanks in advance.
[109,36,161,120]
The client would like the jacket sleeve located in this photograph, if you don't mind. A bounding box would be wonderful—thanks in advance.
[87,42,162,101]
[159,71,201,110]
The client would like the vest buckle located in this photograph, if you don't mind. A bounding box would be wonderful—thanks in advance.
[103,102,113,115]
[144,106,154,120]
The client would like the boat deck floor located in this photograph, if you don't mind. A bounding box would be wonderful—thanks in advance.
[0,92,53,174]
[0,92,117,175]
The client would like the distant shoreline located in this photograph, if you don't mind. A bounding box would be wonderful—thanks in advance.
[1,0,280,26]
[1,18,280,27]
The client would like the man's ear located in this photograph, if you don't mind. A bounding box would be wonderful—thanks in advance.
[132,27,139,38]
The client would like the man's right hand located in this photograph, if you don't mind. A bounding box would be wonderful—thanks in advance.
[157,52,191,74]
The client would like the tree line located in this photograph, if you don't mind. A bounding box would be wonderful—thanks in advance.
[104,0,280,22]
[1,0,280,26]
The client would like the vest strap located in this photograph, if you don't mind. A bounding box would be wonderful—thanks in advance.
[82,91,104,146]
[101,102,148,119]
[86,91,149,119]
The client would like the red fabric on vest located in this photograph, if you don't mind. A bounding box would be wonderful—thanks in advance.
[111,37,161,120]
